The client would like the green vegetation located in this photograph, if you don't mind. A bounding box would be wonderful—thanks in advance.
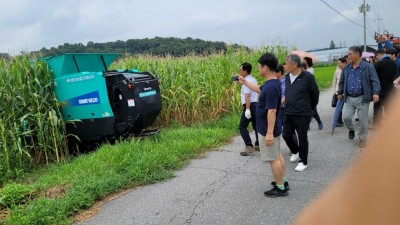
[112,45,292,126]
[0,183,34,209]
[33,37,245,57]
[0,45,339,224]
[0,46,292,187]
[0,56,68,185]
[314,66,336,90]
[2,113,240,224]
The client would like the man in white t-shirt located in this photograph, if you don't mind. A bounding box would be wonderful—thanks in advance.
[237,62,260,156]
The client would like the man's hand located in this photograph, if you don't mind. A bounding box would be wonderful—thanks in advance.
[338,95,343,100]
[281,97,286,105]
[373,95,379,103]
[245,109,251,119]
[238,76,245,84]
[381,34,388,42]
[265,133,274,146]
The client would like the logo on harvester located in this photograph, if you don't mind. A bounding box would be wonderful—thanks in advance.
[143,87,152,91]
[139,90,156,98]
[66,91,101,107]
[66,74,96,83]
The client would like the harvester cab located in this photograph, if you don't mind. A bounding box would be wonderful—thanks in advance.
[44,53,162,143]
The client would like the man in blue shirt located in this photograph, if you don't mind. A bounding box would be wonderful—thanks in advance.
[338,46,381,148]
[239,53,288,198]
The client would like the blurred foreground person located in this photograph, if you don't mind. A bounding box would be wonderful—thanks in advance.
[294,91,400,225]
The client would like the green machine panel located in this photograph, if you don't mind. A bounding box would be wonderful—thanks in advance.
[54,72,114,120]
[45,53,118,120]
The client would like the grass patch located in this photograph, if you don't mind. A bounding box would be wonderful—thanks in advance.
[1,67,334,224]
[314,66,335,90]
[2,113,239,224]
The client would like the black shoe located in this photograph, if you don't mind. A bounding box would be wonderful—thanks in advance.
[348,130,355,140]
[270,181,290,191]
[264,186,288,198]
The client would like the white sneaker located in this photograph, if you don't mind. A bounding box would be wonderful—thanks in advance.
[295,162,307,172]
[290,153,300,162]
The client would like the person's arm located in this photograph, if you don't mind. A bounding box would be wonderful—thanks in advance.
[309,75,320,109]
[265,109,276,147]
[332,68,340,95]
[337,69,345,100]
[281,79,286,104]
[368,64,381,103]
[245,93,251,109]
[238,76,261,93]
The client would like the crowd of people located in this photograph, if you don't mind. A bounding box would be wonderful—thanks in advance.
[333,39,400,147]
[234,38,400,198]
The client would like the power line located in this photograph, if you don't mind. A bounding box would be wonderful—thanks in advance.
[372,0,385,32]
[337,0,359,12]
[371,0,379,19]
[319,0,363,28]
[343,0,360,8]
[365,16,377,38]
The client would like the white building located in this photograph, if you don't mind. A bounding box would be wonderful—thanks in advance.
[309,45,378,63]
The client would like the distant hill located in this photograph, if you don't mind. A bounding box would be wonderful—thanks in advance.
[31,37,247,57]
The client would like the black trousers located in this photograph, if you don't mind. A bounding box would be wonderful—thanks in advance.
[312,107,322,124]
[281,107,298,146]
[373,90,393,124]
[239,103,259,147]
[283,115,312,165]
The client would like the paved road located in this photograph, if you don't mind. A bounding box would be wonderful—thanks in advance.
[82,89,367,225]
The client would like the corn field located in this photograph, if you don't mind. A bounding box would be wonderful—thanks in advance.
[0,56,68,185]
[112,46,291,126]
[0,46,291,185]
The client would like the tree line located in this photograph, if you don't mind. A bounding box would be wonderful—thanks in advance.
[25,37,245,57]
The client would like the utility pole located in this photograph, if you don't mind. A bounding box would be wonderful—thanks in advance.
[359,1,370,52]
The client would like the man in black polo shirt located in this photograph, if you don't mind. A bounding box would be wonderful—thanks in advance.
[338,46,381,148]
[283,54,319,172]
[373,49,396,127]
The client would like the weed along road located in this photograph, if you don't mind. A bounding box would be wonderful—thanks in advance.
[81,89,364,225]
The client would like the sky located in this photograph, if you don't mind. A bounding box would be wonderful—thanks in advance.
[0,0,398,55]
